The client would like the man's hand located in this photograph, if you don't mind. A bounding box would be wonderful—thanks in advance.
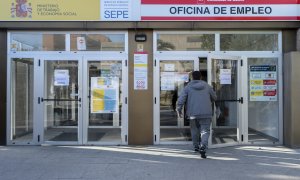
[177,110,183,118]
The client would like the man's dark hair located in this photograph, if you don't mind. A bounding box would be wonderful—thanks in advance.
[192,71,202,80]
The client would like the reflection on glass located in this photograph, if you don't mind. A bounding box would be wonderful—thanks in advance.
[212,59,238,145]
[157,34,215,51]
[44,61,79,142]
[220,34,278,51]
[248,58,279,142]
[71,34,125,51]
[88,61,122,142]
[11,58,34,142]
[10,33,65,51]
[160,60,193,142]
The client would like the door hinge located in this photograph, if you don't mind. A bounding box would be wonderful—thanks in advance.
[154,97,156,104]
[125,59,127,67]
[155,135,157,142]
[240,59,243,66]
[38,59,41,66]
[241,135,244,142]
[38,135,40,142]
[154,59,156,67]
[125,135,127,142]
[38,97,41,104]
[125,97,127,104]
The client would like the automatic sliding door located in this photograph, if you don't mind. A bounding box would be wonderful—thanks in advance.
[43,60,81,143]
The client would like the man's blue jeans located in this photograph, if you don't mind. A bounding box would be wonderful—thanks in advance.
[190,118,211,150]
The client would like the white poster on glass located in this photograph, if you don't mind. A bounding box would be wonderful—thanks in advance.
[54,69,69,86]
[164,64,175,71]
[219,69,231,84]
[161,72,175,90]
[77,37,86,50]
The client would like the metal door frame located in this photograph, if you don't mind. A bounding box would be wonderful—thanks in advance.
[207,54,246,148]
[6,55,40,145]
[82,55,128,145]
[153,56,198,144]
[39,55,83,145]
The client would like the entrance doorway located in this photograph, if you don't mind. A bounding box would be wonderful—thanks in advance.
[8,55,128,145]
[208,55,244,147]
[154,54,281,147]
[154,55,244,147]
[154,57,198,144]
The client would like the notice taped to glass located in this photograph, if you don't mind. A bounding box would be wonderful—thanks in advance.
[90,77,119,113]
[249,65,277,101]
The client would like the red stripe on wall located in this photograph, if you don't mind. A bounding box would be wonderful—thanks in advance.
[141,0,300,5]
[141,16,300,21]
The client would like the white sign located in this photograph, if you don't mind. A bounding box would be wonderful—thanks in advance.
[134,53,148,90]
[141,1,300,21]
[77,37,86,50]
[164,64,175,72]
[161,72,175,90]
[101,0,132,21]
[219,69,231,85]
[54,69,69,86]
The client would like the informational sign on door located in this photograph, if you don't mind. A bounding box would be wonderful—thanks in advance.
[134,52,148,90]
[249,65,277,101]
[164,64,175,72]
[54,69,69,86]
[219,69,231,85]
[161,72,175,90]
[90,77,119,113]
[161,72,190,91]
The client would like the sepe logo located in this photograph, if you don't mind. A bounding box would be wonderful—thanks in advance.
[11,0,32,18]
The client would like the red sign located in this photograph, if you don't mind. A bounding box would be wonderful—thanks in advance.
[264,90,276,96]
[141,0,300,5]
[263,80,277,85]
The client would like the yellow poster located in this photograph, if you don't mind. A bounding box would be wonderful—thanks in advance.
[92,89,104,99]
[250,91,263,97]
[92,99,104,112]
[250,80,263,86]
[0,0,100,21]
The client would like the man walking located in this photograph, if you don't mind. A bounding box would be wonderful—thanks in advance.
[177,71,217,158]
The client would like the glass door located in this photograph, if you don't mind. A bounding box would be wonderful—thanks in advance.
[154,58,197,144]
[83,57,127,145]
[41,57,82,145]
[208,55,244,147]
[8,57,39,145]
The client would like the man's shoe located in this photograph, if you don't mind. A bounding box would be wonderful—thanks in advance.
[194,147,199,152]
[200,153,207,159]
[199,146,207,158]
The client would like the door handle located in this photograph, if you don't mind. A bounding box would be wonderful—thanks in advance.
[238,97,243,104]
[41,98,81,102]
[216,97,243,104]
